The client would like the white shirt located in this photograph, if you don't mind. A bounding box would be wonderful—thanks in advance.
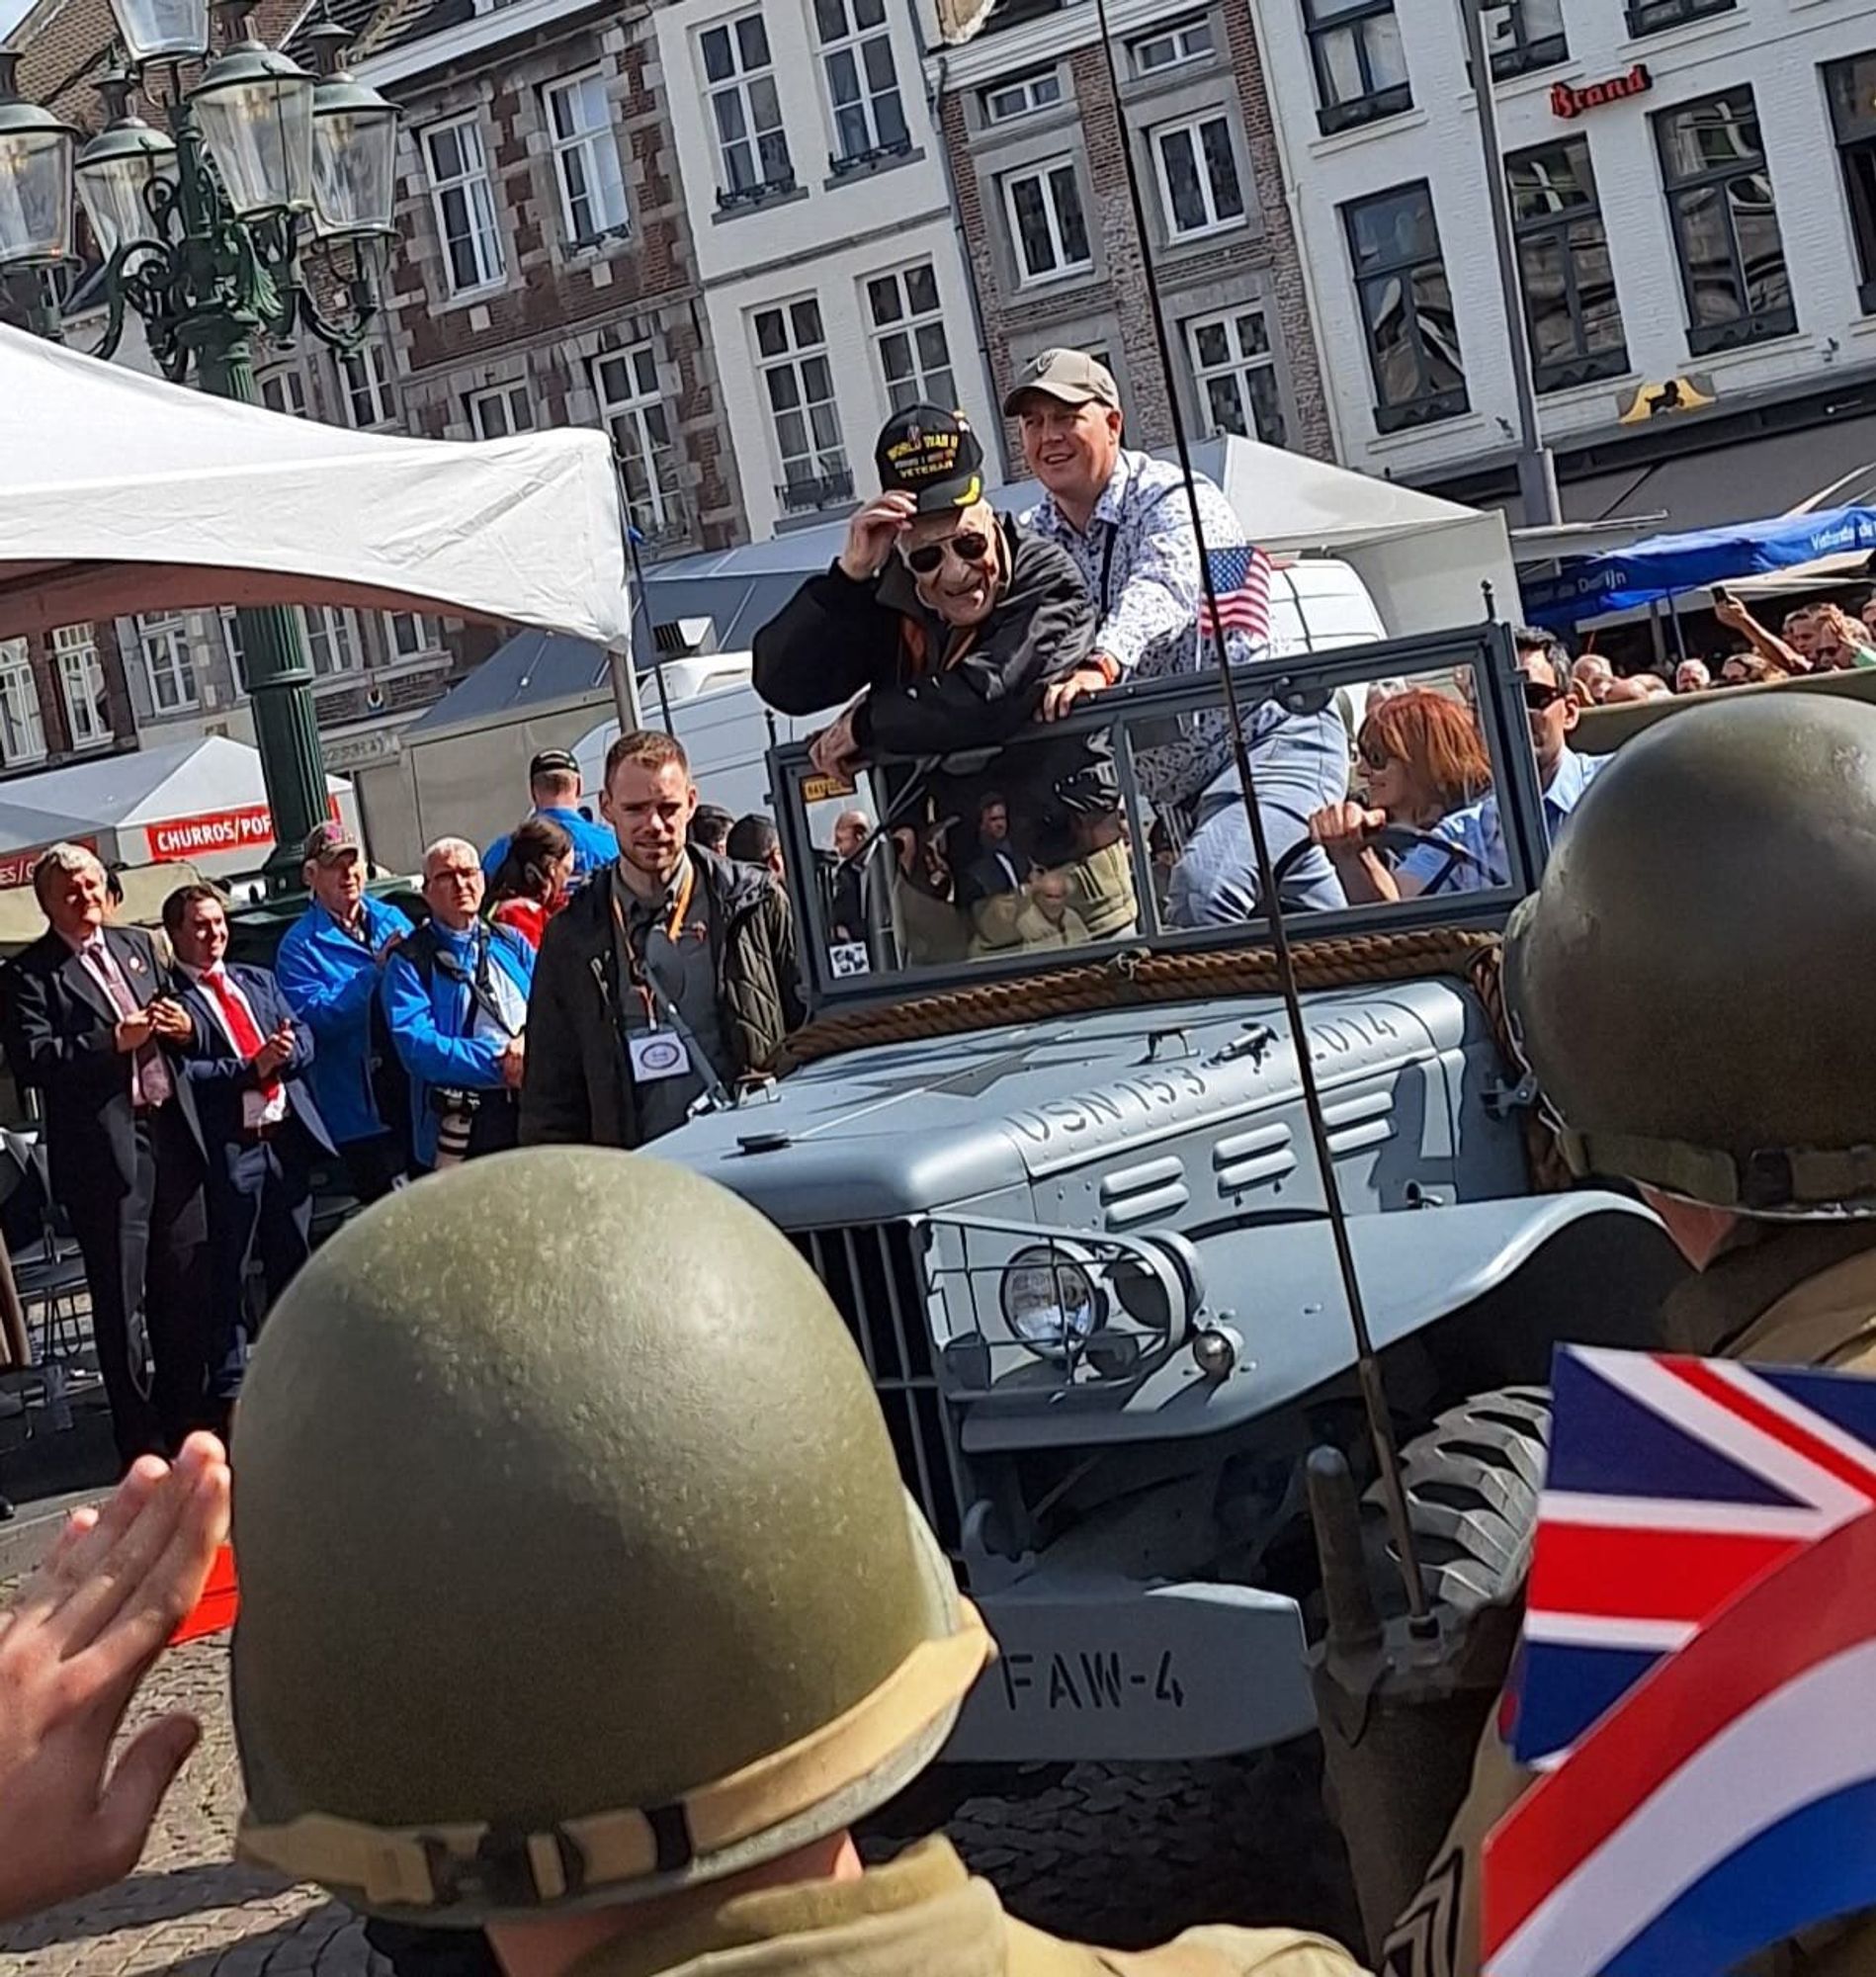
[183,964,288,1130]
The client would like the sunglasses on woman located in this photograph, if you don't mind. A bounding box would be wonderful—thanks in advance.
[903,530,992,576]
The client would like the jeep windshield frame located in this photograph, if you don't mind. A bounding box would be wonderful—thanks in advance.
[769,620,1548,1018]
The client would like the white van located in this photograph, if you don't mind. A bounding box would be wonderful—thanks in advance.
[571,556,1392,834]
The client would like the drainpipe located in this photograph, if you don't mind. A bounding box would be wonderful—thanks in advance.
[921,35,1014,482]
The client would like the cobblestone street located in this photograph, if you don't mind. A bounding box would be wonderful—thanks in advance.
[0,1615,1362,1976]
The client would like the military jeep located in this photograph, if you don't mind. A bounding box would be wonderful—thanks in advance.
[654,623,1684,1768]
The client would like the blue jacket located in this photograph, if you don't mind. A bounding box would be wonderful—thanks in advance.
[382,920,534,1168]
[275,895,414,1146]
[481,806,616,884]
[173,962,338,1177]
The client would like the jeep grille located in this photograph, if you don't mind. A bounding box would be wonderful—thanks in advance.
[790,1223,966,1555]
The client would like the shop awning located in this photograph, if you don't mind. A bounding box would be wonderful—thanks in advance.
[1523,506,1876,626]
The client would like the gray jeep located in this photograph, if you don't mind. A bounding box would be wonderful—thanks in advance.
[655,623,1682,1769]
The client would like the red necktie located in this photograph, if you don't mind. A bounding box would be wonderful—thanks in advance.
[203,969,283,1103]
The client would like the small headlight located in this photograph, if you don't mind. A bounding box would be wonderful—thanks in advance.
[1000,1243,1102,1361]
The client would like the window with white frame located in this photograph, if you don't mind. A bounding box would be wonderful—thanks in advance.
[543,71,630,245]
[866,264,957,412]
[259,369,307,417]
[814,0,908,165]
[701,15,793,201]
[0,641,43,766]
[220,610,250,695]
[468,383,535,438]
[593,345,679,535]
[137,613,198,713]
[423,117,504,296]
[982,70,1063,125]
[1131,15,1215,74]
[384,612,441,659]
[1003,160,1091,284]
[52,625,109,747]
[1152,114,1244,238]
[1188,309,1287,448]
[303,606,361,679]
[753,300,850,509]
[338,340,395,428]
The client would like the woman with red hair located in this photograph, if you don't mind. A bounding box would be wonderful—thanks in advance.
[1309,687,1491,903]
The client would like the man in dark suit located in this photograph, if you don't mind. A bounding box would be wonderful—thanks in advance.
[960,790,1029,906]
[165,884,334,1433]
[0,844,210,1466]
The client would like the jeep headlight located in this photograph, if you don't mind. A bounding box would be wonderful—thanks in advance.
[1000,1242,1103,1361]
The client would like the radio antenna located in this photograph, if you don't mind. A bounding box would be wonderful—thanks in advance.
[1085,0,1432,1626]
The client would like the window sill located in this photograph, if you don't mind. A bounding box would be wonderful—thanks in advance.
[1012,262,1098,294]
[1620,3,1745,56]
[432,280,511,315]
[714,179,805,221]
[1687,310,1798,359]
[1315,85,1414,140]
[1534,349,1633,395]
[1308,104,1428,160]
[558,224,634,261]
[1163,215,1250,248]
[824,142,923,190]
[1624,0,1736,37]
[1369,391,1475,441]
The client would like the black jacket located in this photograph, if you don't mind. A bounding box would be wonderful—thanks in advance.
[2,924,206,1205]
[519,848,804,1151]
[172,962,337,1177]
[752,514,1095,754]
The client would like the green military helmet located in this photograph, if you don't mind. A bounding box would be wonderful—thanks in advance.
[1503,692,1876,1215]
[231,1149,990,1925]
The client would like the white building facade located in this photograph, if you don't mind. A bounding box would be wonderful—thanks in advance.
[654,0,998,537]
[1253,0,1876,521]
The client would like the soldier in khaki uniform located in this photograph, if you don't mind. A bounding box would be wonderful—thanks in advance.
[224,1147,1358,1977]
[1363,692,1876,1977]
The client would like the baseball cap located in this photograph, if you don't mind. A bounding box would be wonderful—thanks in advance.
[1002,348,1121,416]
[301,820,361,865]
[529,748,580,779]
[875,405,985,515]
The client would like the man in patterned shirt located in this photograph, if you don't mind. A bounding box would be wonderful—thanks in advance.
[1007,348,1348,923]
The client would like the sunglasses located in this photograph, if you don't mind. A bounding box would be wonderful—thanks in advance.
[903,530,992,576]
[1522,680,1567,713]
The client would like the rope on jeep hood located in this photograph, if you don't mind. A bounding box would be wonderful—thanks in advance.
[773,925,1500,1072]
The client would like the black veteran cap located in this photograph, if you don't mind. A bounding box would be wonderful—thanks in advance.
[875,405,985,514]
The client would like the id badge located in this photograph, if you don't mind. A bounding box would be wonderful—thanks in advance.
[629,1029,692,1082]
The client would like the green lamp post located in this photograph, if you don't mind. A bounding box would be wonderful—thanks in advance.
[0,3,397,889]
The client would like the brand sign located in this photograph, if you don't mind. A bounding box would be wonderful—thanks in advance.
[0,836,99,891]
[1553,63,1652,120]
[144,797,340,864]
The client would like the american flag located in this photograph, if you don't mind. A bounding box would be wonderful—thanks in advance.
[1482,1344,1876,1977]
[1197,544,1272,645]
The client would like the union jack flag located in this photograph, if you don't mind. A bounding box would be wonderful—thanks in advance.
[1482,1344,1876,1977]
[1513,1345,1876,1770]
[1197,545,1272,645]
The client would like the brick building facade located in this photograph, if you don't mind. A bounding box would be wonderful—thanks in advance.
[932,0,1332,468]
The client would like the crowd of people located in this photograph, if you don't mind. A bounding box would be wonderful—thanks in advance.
[1561,591,1876,703]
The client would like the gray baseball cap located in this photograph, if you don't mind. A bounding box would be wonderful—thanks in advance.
[1002,348,1121,415]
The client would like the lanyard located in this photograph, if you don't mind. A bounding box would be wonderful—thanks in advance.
[431,929,521,1040]
[605,864,731,1110]
[610,859,697,1025]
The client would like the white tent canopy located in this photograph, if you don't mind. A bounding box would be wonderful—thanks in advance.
[0,734,357,882]
[0,324,631,648]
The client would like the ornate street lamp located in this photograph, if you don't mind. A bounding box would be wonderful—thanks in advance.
[0,54,78,269]
[74,75,176,265]
[0,4,399,889]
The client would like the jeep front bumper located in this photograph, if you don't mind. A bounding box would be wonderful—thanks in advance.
[943,1579,1316,1763]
